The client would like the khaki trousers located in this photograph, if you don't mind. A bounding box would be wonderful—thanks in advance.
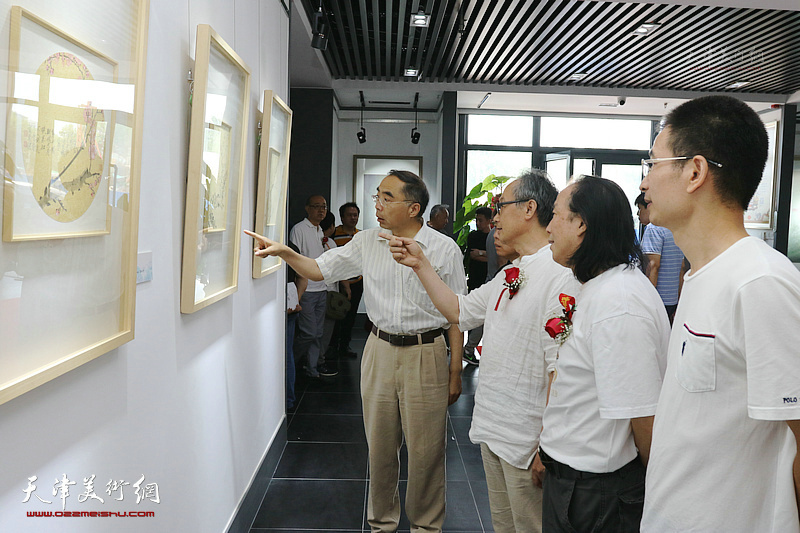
[480,443,543,533]
[361,333,449,533]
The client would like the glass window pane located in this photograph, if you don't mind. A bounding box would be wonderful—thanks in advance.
[573,158,595,177]
[467,115,534,147]
[466,150,532,197]
[600,164,643,226]
[541,117,652,150]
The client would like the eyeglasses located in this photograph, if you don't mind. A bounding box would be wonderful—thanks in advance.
[308,203,328,210]
[642,156,723,177]
[495,198,529,213]
[371,194,415,209]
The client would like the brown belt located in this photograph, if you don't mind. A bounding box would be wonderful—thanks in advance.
[371,325,444,347]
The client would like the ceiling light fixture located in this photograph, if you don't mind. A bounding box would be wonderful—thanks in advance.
[568,72,588,81]
[410,10,430,27]
[310,1,328,50]
[477,92,491,109]
[411,92,420,144]
[633,22,661,36]
[404,68,419,77]
[357,91,366,144]
[726,81,750,89]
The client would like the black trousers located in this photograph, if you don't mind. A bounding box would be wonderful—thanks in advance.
[331,278,363,352]
[540,450,645,533]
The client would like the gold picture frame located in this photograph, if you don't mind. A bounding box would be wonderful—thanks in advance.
[180,24,251,313]
[0,1,150,405]
[3,7,119,241]
[252,91,292,278]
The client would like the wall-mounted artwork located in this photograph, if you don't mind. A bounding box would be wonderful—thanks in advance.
[745,121,778,229]
[252,90,292,278]
[353,155,422,231]
[180,24,250,313]
[0,2,150,405]
[3,7,119,241]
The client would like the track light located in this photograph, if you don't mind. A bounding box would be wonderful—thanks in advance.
[311,2,328,50]
[410,92,420,144]
[357,91,366,143]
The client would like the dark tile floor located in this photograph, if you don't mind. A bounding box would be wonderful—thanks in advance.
[250,325,492,533]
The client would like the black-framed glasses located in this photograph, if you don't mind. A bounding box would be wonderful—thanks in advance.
[495,198,529,213]
[642,156,723,177]
[308,203,328,210]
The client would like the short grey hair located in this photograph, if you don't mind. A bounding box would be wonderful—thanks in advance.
[430,204,449,219]
[513,169,558,227]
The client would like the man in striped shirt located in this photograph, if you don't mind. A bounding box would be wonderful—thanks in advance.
[641,223,684,322]
[246,171,466,533]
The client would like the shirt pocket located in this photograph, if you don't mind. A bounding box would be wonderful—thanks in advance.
[676,323,716,393]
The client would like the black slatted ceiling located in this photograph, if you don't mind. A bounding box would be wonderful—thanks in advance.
[302,0,800,94]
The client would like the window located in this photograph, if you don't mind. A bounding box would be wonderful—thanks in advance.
[466,150,532,197]
[467,115,534,147]
[540,117,652,150]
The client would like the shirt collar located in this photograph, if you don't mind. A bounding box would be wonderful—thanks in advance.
[303,218,321,231]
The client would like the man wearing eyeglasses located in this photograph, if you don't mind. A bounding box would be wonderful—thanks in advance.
[384,170,580,533]
[639,95,800,532]
[247,170,466,533]
[288,195,336,378]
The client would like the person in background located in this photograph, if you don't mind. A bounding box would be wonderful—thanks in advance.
[640,217,684,324]
[317,211,339,377]
[289,195,331,379]
[386,169,579,533]
[634,192,650,243]
[639,95,800,533]
[331,202,362,359]
[463,206,493,365]
[539,175,670,532]
[427,204,450,233]
[246,170,466,533]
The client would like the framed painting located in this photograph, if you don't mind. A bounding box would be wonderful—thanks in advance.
[744,121,778,229]
[180,24,250,313]
[3,6,119,241]
[252,90,292,278]
[0,1,150,405]
[353,155,422,231]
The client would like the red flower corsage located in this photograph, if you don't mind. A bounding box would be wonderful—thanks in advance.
[494,266,526,311]
[545,293,576,345]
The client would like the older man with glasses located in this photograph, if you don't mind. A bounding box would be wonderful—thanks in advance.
[247,171,466,533]
[288,195,336,378]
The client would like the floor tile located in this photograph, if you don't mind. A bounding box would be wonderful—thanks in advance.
[301,372,362,393]
[252,479,366,529]
[460,377,479,395]
[458,444,487,484]
[274,442,368,479]
[362,480,483,532]
[448,394,475,417]
[287,414,366,442]
[295,392,363,415]
[450,416,473,445]
[470,480,494,532]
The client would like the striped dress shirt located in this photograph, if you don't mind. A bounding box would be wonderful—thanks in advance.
[316,223,467,335]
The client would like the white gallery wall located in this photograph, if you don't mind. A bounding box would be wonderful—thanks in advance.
[0,0,289,531]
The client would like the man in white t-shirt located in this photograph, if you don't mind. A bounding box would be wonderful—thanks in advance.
[385,170,580,532]
[639,95,800,532]
[540,175,670,532]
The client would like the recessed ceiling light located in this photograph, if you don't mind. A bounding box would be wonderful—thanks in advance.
[726,81,750,89]
[410,11,430,27]
[633,22,661,36]
[568,72,588,81]
[404,68,419,77]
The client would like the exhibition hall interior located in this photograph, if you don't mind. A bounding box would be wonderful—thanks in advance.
[0,0,798,532]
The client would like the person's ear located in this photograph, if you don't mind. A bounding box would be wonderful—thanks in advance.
[686,156,711,194]
[525,199,538,221]
[408,202,421,219]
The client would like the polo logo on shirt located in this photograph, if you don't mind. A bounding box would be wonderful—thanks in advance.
[784,397,798,404]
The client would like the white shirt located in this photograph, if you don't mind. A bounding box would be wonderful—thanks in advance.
[540,264,670,473]
[289,218,326,292]
[316,224,467,334]
[459,246,580,468]
[642,237,800,533]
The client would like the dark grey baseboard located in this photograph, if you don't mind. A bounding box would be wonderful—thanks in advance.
[227,417,288,533]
